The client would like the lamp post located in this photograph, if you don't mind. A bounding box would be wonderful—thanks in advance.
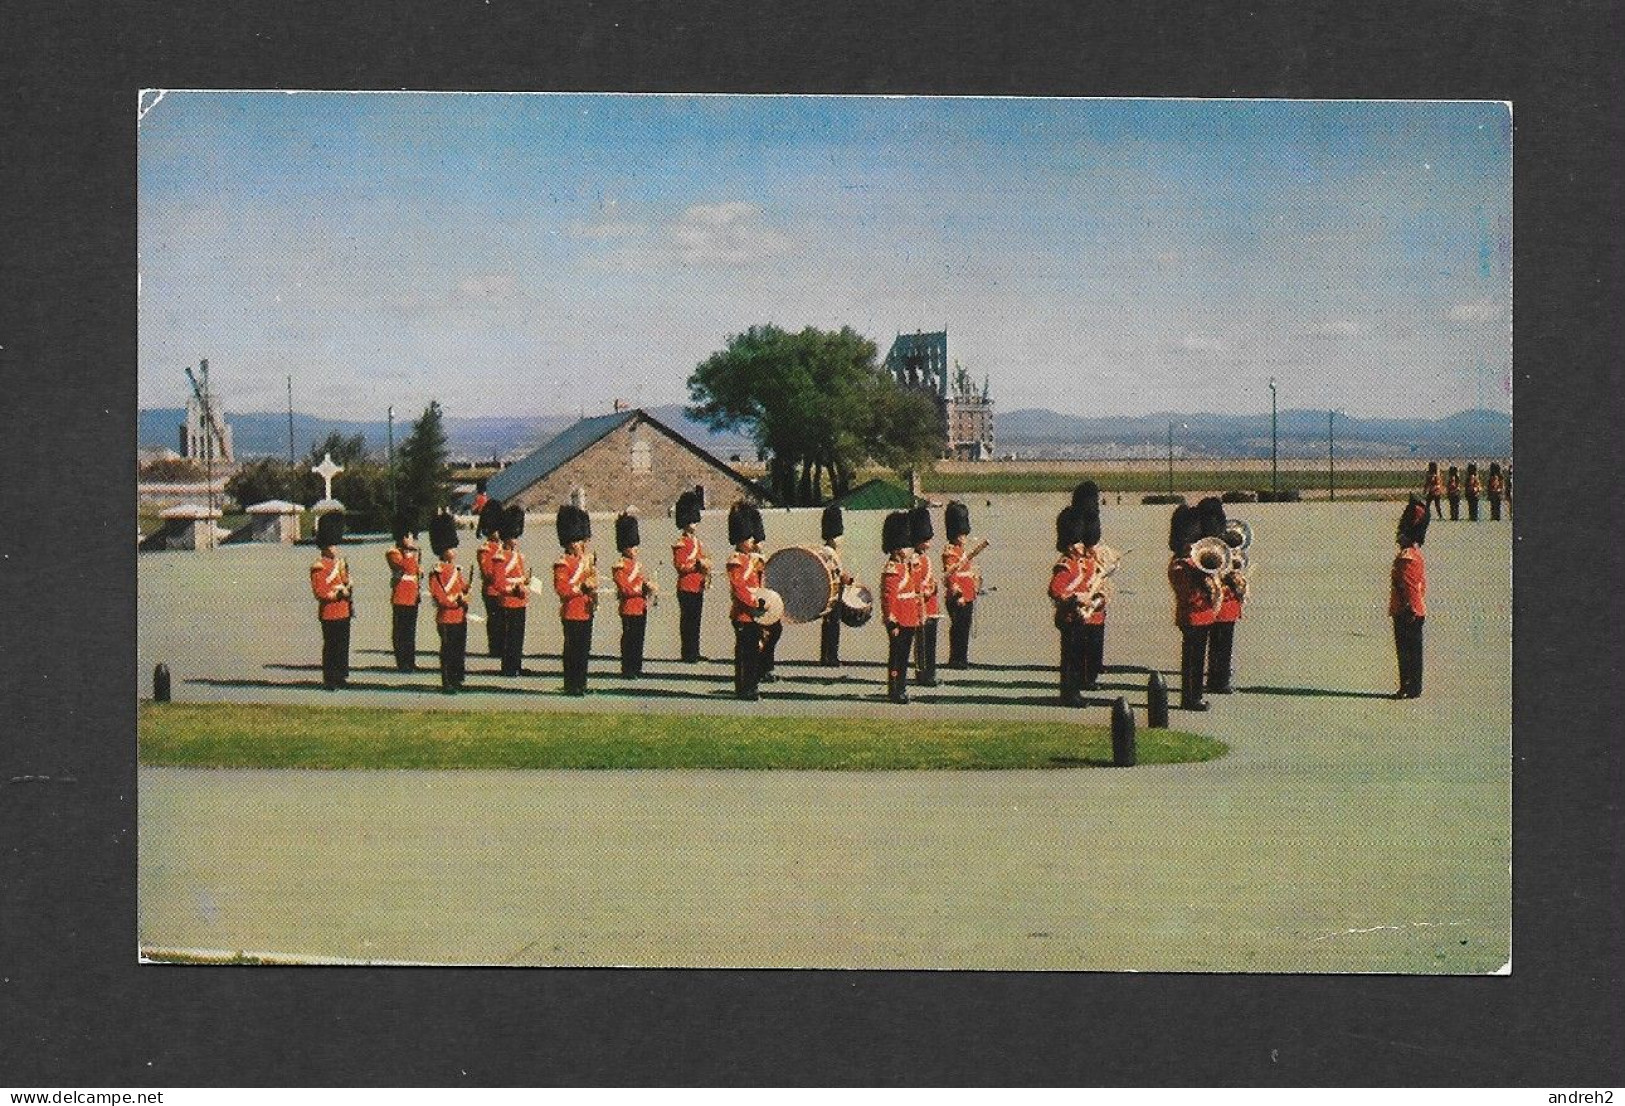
[1166,420,1187,497]
[1268,378,1278,497]
[1328,409,1342,502]
[386,405,395,521]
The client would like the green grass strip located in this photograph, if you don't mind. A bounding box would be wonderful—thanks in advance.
[139,702,1225,771]
[923,469,1414,495]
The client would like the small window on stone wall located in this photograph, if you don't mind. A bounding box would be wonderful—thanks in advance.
[630,438,651,473]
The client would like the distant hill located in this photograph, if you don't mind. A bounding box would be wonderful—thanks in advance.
[139,404,1511,463]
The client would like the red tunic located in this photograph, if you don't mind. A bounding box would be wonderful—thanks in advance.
[385,546,421,607]
[915,553,942,619]
[1466,474,1482,497]
[310,554,352,621]
[881,553,924,629]
[1168,556,1218,628]
[478,538,504,599]
[613,554,649,617]
[1050,550,1104,625]
[1424,473,1444,498]
[428,560,469,626]
[1389,547,1427,618]
[553,551,596,621]
[943,541,979,605]
[497,547,529,610]
[1214,575,1244,623]
[672,532,709,594]
[726,549,765,624]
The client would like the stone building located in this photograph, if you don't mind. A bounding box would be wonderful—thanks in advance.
[882,330,995,460]
[484,408,768,518]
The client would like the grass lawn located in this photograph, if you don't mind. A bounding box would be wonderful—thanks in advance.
[138,701,1224,771]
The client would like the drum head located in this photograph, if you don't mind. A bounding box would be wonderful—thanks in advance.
[839,583,874,628]
[753,587,785,625]
[763,546,839,624]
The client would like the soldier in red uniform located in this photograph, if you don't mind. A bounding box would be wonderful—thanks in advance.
[553,505,597,695]
[1071,481,1110,691]
[1167,502,1218,711]
[495,505,531,678]
[612,512,653,678]
[909,506,941,688]
[385,517,422,672]
[476,499,506,658]
[880,511,923,704]
[751,507,783,682]
[1390,495,1430,698]
[818,504,854,667]
[427,511,469,694]
[1198,497,1246,695]
[671,490,709,663]
[1486,462,1506,521]
[1424,462,1445,519]
[309,511,353,691]
[1445,465,1462,521]
[942,501,980,670]
[1049,506,1090,707]
[1465,463,1483,521]
[725,502,770,701]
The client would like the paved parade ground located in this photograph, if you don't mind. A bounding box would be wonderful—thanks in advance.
[137,496,1512,971]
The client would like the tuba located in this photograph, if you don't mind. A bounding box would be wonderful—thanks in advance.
[1079,544,1123,616]
[1220,519,1251,599]
[1189,536,1232,576]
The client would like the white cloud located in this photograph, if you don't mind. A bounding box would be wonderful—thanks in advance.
[587,202,793,271]
[565,219,644,240]
[1447,299,1504,323]
[1172,333,1228,355]
[1308,319,1361,339]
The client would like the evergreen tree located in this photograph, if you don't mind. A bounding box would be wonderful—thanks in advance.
[394,400,452,526]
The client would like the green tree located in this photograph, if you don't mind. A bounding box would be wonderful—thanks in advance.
[305,431,370,468]
[393,400,452,526]
[687,324,940,505]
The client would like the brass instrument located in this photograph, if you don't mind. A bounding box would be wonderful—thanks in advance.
[1220,519,1252,600]
[1079,544,1123,615]
[1189,536,1232,576]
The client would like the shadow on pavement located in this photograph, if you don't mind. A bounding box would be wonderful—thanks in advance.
[1238,685,1393,700]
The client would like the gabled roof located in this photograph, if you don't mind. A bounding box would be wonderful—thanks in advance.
[830,478,926,511]
[485,408,769,504]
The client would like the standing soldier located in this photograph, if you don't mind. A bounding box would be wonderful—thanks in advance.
[1424,462,1445,519]
[819,504,854,667]
[612,511,653,678]
[1049,505,1090,707]
[309,511,353,691]
[1465,463,1483,521]
[1167,502,1218,712]
[880,511,923,704]
[1199,497,1247,695]
[553,505,597,695]
[385,516,422,673]
[671,490,710,663]
[1390,495,1430,699]
[1445,465,1462,521]
[476,499,506,658]
[725,502,769,701]
[910,506,941,688]
[427,511,469,694]
[470,479,489,520]
[1073,482,1110,692]
[942,501,981,670]
[495,505,531,678]
[751,507,783,683]
[1487,462,1507,521]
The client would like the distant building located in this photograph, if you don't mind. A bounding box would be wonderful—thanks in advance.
[484,408,768,517]
[882,330,995,460]
[179,392,234,463]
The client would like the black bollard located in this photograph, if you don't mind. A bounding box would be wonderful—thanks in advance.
[1111,697,1137,767]
[153,663,171,703]
[1146,672,1169,729]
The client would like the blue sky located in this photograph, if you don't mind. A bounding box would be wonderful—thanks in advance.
[138,93,1511,421]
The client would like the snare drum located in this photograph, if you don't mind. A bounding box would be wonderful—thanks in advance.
[763,546,840,624]
[838,583,874,627]
[752,587,785,626]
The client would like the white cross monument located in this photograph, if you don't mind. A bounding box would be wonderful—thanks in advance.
[311,452,345,516]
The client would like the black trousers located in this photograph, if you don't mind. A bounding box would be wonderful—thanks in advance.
[820,608,842,665]
[1489,494,1503,521]
[1427,494,1443,519]
[319,617,351,688]
[760,621,782,677]
[1180,624,1211,706]
[1448,494,1461,520]
[620,614,646,677]
[1206,620,1236,692]
[946,598,974,667]
[391,603,419,671]
[500,606,527,676]
[1081,621,1106,690]
[1393,613,1425,696]
[1057,619,1086,705]
[677,589,704,662]
[562,617,593,693]
[887,625,918,701]
[437,621,467,691]
[733,621,762,699]
[914,619,939,684]
[1467,494,1480,521]
[483,591,502,656]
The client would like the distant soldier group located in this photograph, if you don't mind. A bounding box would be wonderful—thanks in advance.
[1425,461,1509,522]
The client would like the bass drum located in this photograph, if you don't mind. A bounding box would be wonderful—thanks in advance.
[763,546,840,624]
[838,583,874,627]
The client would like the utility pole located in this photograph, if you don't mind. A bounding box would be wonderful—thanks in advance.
[1166,421,1174,497]
[387,406,396,522]
[286,376,296,464]
[1268,378,1279,497]
[1328,409,1337,502]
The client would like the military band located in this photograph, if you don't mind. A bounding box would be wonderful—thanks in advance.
[1199,497,1245,696]
[1486,462,1506,520]
[941,501,980,669]
[1390,496,1430,699]
[909,506,941,688]
[880,510,923,703]
[612,511,652,678]
[476,500,506,658]
[553,505,596,695]
[819,504,852,667]
[672,490,709,662]
[385,518,422,673]
[1445,465,1462,521]
[427,511,469,693]
[495,505,530,677]
[725,502,769,701]
[1049,504,1092,707]
[1167,503,1218,712]
[1424,462,1444,519]
[1465,463,1482,522]
[309,511,353,691]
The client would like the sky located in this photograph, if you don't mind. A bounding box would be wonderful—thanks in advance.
[138,93,1512,422]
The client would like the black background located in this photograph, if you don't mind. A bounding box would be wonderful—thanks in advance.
[1,0,1620,1087]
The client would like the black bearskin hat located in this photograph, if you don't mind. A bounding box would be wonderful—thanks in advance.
[1466,462,1477,476]
[1055,507,1084,553]
[500,504,526,541]
[1168,503,1196,553]
[615,512,640,553]
[821,503,844,542]
[727,502,756,546]
[909,505,934,547]
[675,490,701,529]
[1427,461,1439,475]
[1071,480,1100,513]
[1197,496,1227,540]
[945,501,971,541]
[882,511,910,554]
[1079,504,1101,548]
[392,512,419,543]
[476,498,504,539]
[555,505,590,546]
[751,506,767,545]
[429,512,460,557]
[1397,495,1430,547]
[1489,461,1501,477]
[315,510,346,548]
[1448,464,1459,478]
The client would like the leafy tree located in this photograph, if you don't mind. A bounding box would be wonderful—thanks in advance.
[687,324,941,505]
[393,400,452,526]
[305,431,370,468]
[225,458,305,508]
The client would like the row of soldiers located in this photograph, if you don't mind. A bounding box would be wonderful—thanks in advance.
[1423,461,1509,521]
